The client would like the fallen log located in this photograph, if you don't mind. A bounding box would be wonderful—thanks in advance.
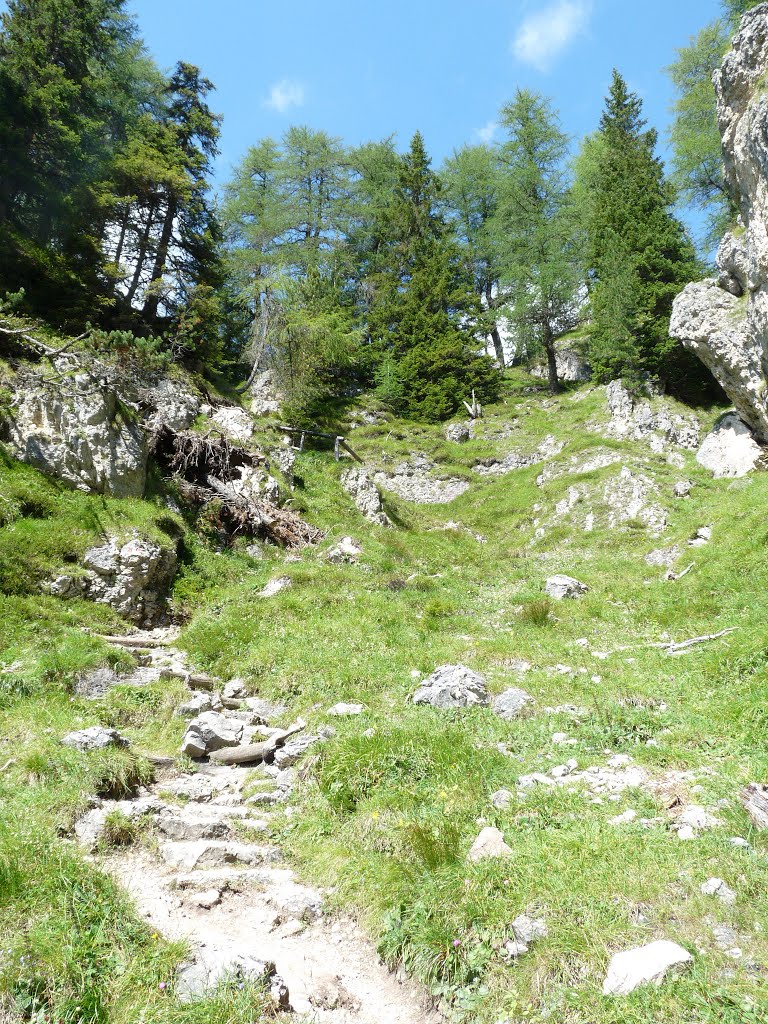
[158,668,218,691]
[742,783,768,829]
[209,720,305,766]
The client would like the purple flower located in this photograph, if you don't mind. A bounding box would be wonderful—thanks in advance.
[453,939,461,948]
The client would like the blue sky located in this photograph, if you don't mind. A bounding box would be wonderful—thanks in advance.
[122,0,721,190]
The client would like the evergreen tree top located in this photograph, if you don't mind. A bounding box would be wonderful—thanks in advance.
[599,69,648,139]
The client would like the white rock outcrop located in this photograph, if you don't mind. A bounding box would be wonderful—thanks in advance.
[340,467,392,526]
[544,575,588,600]
[49,534,177,625]
[671,6,768,443]
[5,369,147,496]
[696,411,763,477]
[604,381,700,452]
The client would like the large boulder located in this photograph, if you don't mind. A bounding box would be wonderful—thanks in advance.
[4,368,147,496]
[412,664,489,709]
[50,534,177,625]
[671,6,768,442]
[604,381,700,452]
[530,346,591,383]
[696,411,763,477]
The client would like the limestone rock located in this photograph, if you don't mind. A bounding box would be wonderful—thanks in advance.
[211,406,254,442]
[445,421,472,443]
[492,688,535,720]
[340,467,391,526]
[602,940,693,996]
[5,368,147,496]
[249,369,283,416]
[604,381,700,452]
[327,536,362,563]
[412,664,489,709]
[160,839,271,871]
[474,435,563,477]
[176,693,222,717]
[512,915,548,944]
[259,576,292,598]
[374,459,470,504]
[544,575,588,600]
[696,412,763,478]
[490,789,514,809]
[327,702,365,716]
[62,726,129,751]
[673,480,693,498]
[671,7,768,442]
[701,877,737,905]
[146,380,200,431]
[530,346,590,383]
[181,712,243,758]
[467,826,513,863]
[67,535,177,625]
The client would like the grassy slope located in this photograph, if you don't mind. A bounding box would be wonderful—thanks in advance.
[1,371,767,1022]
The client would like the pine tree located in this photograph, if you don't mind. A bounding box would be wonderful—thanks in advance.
[576,70,699,388]
[368,132,499,420]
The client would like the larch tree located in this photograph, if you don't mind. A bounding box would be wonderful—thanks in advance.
[442,144,507,367]
[492,90,583,392]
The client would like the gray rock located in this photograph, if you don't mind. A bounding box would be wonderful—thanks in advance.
[340,467,391,527]
[222,678,247,701]
[492,688,535,720]
[445,422,472,443]
[412,664,489,709]
[374,462,470,504]
[671,8,768,442]
[490,789,514,810]
[62,726,129,751]
[700,877,737,905]
[530,346,591,383]
[645,545,680,568]
[249,369,283,417]
[259,576,292,598]
[68,535,177,625]
[327,536,362,563]
[512,914,548,944]
[243,697,288,722]
[273,733,323,768]
[602,940,693,996]
[176,693,222,717]
[211,406,254,442]
[181,712,243,758]
[467,826,513,863]
[160,840,273,871]
[473,435,563,477]
[327,702,365,716]
[673,480,693,498]
[696,412,763,478]
[5,368,147,496]
[604,381,700,451]
[544,575,588,600]
[146,380,200,431]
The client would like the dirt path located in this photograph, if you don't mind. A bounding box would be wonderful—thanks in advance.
[82,629,440,1023]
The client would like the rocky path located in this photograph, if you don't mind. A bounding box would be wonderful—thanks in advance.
[77,629,440,1024]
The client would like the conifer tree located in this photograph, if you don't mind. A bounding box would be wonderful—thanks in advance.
[576,70,699,389]
[368,132,499,421]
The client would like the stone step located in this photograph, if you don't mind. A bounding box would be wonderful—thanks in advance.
[160,839,281,871]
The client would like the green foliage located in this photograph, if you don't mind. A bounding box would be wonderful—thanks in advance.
[492,89,583,391]
[84,325,171,372]
[575,71,701,389]
[667,1,764,256]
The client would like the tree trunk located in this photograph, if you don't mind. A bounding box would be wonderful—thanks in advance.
[543,323,561,394]
[142,197,176,322]
[484,284,505,368]
[124,201,157,308]
[489,325,506,368]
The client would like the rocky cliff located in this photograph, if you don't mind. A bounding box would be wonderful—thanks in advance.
[671,4,768,441]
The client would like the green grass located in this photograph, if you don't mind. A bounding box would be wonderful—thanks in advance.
[2,371,768,1021]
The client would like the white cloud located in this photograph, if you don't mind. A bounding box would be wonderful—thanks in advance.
[477,120,497,144]
[263,79,305,113]
[512,1,592,72]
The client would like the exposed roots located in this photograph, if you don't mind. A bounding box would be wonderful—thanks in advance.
[151,424,322,550]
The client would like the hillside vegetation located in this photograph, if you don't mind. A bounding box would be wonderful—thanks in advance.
[2,367,767,1023]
